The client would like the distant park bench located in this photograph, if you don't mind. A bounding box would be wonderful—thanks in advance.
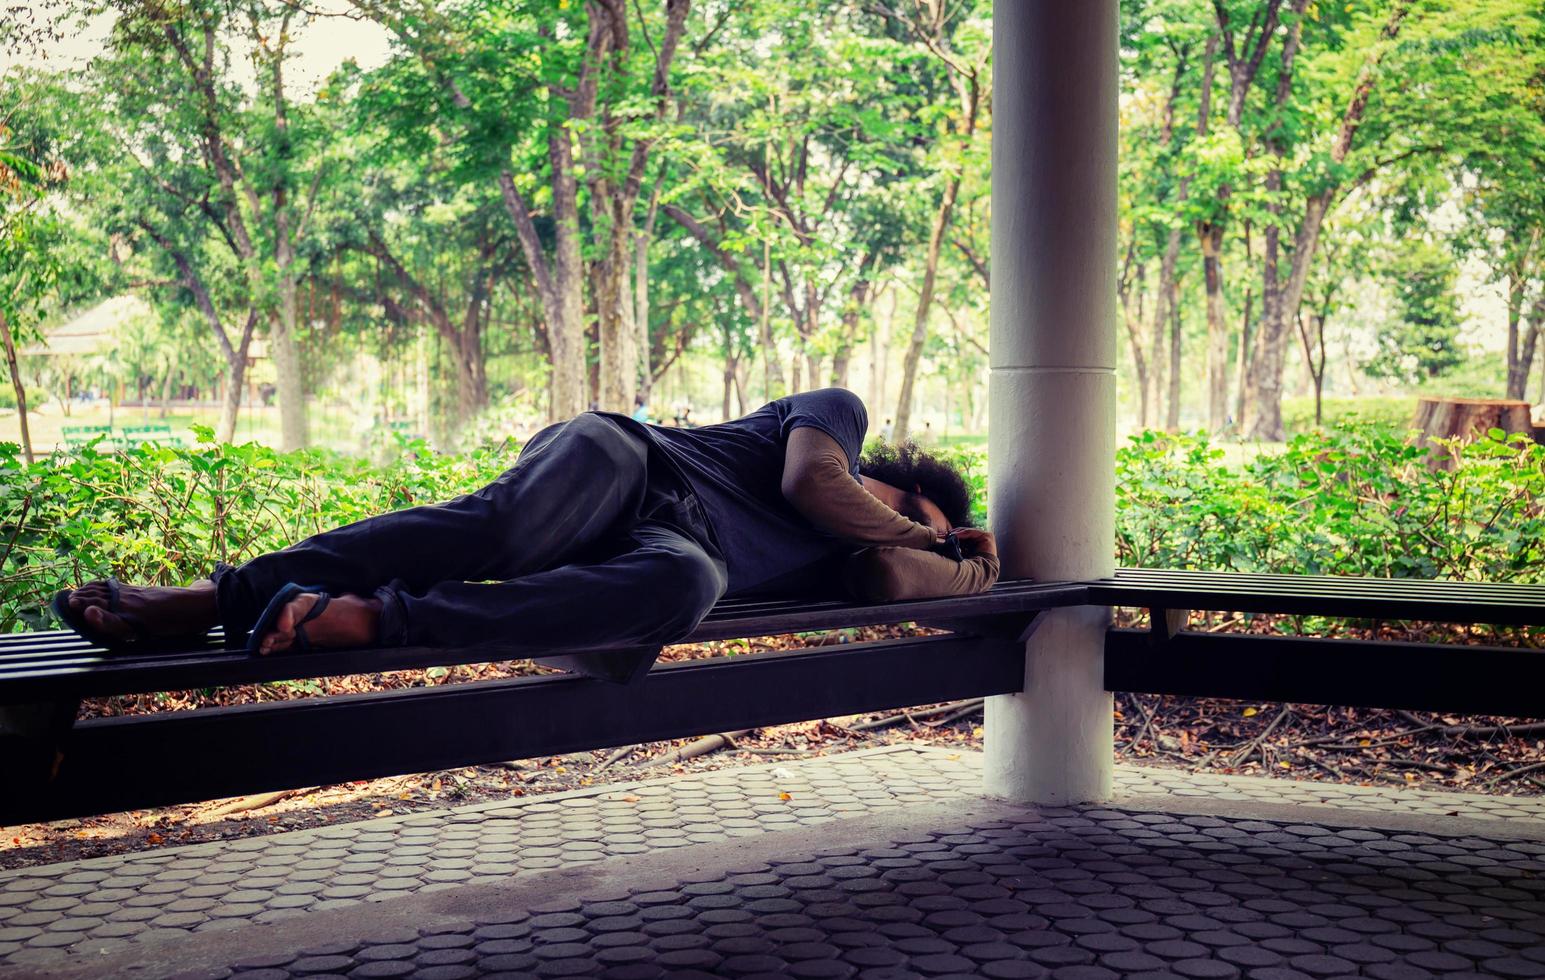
[59,424,114,450]
[118,424,181,447]
[59,424,183,453]
[2,569,1543,824]
[386,419,425,441]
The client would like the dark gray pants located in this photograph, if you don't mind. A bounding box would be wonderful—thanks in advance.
[213,414,727,654]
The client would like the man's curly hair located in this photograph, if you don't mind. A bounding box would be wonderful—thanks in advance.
[858,441,975,529]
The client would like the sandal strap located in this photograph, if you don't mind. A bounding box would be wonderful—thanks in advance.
[291,592,332,655]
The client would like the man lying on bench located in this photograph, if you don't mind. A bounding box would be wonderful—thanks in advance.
[53,387,997,660]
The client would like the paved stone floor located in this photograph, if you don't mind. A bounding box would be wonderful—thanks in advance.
[4,746,1545,979]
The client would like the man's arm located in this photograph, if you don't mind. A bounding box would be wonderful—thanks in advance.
[781,426,936,550]
[843,531,1000,601]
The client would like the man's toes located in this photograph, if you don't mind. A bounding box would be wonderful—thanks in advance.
[69,583,107,611]
[82,604,132,639]
[258,625,294,656]
[258,595,315,656]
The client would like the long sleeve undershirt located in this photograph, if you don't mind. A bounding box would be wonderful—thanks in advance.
[781,426,1000,600]
[842,546,1000,602]
[780,426,937,550]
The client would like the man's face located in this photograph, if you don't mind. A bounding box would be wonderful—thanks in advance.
[860,475,951,536]
[907,493,952,536]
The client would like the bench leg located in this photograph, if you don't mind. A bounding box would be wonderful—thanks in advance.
[1,699,80,790]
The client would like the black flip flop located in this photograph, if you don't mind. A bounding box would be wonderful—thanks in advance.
[50,579,207,655]
[247,583,331,655]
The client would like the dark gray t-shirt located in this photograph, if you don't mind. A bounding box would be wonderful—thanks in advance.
[617,388,869,596]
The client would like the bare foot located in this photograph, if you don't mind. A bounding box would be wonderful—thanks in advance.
[258,593,382,656]
[69,580,220,642]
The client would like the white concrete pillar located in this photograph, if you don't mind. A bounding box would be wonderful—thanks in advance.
[983,0,1118,805]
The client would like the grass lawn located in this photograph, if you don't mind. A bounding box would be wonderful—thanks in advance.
[0,401,380,453]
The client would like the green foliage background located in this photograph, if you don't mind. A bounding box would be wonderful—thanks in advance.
[0,432,512,632]
[5,422,1543,634]
[1114,425,1545,581]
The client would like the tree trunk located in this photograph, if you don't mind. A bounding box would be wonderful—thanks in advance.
[1132,353,1150,429]
[1119,252,1150,428]
[1527,292,1545,401]
[595,231,637,413]
[1538,326,1545,403]
[1313,365,1323,426]
[722,352,736,421]
[160,367,174,419]
[270,279,307,450]
[1200,223,1229,431]
[831,316,856,389]
[1413,396,1534,468]
[0,310,34,464]
[870,285,894,414]
[1166,291,1182,430]
[500,160,586,422]
[831,350,851,390]
[453,335,486,428]
[1124,318,1150,430]
[895,176,963,442]
[1153,232,1180,429]
[1506,270,1526,398]
[554,187,590,420]
[635,201,656,408]
[217,354,247,445]
[758,245,780,400]
[1295,310,1328,428]
[1234,276,1254,426]
[1505,273,1541,401]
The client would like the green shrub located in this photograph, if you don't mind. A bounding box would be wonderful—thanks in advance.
[1115,423,1545,581]
[0,430,514,632]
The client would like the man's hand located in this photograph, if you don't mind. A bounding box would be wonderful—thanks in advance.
[952,528,996,559]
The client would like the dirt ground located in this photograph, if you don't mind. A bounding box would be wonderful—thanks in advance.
[5,617,1543,871]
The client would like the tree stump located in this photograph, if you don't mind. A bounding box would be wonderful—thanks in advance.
[1412,396,1534,467]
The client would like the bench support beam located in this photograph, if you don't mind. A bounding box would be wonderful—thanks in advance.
[984,0,1118,805]
[4,634,1024,826]
[1106,628,1545,719]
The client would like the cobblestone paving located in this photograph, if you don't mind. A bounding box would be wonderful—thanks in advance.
[1108,759,1545,824]
[0,747,970,967]
[190,803,1545,980]
[4,745,1545,972]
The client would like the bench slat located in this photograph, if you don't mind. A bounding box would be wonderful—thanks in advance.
[1091,568,1545,626]
[3,633,1025,825]
[1107,569,1545,599]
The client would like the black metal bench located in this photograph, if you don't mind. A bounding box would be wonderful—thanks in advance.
[1097,568,1545,719]
[0,581,1081,824]
[5,569,1544,826]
